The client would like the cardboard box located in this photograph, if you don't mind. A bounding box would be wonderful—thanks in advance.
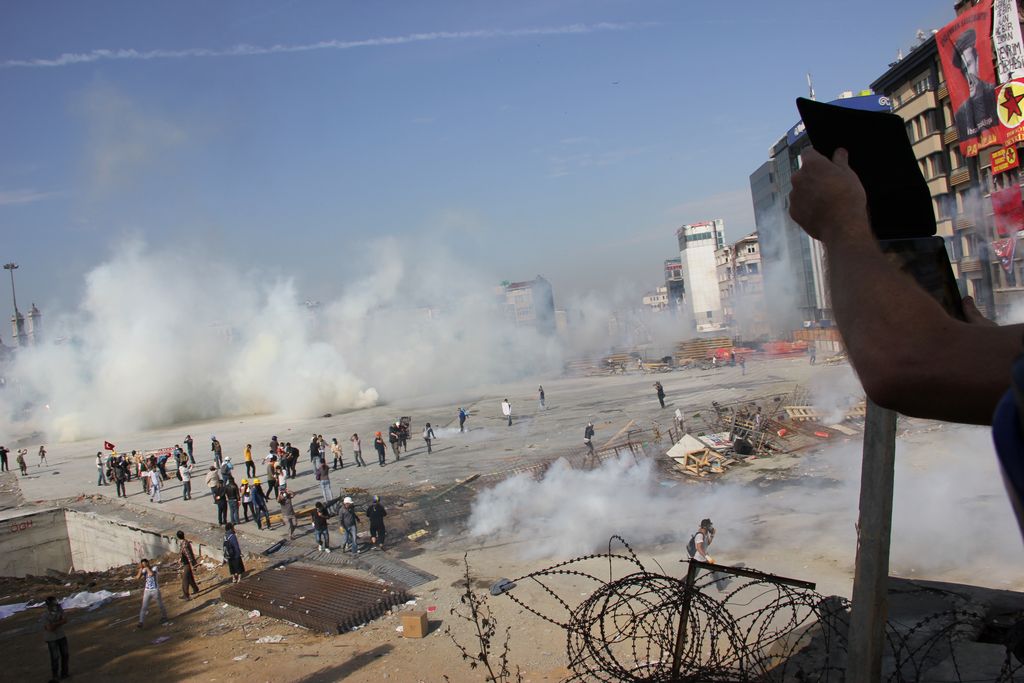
[401,611,429,638]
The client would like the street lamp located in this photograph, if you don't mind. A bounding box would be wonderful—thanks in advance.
[3,263,19,318]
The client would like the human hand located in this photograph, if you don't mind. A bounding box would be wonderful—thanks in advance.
[789,148,871,245]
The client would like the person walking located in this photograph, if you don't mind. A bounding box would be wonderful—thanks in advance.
[654,381,666,409]
[184,434,194,464]
[366,496,387,550]
[350,433,365,467]
[538,385,546,410]
[96,451,108,486]
[278,491,298,540]
[458,407,467,432]
[135,559,168,627]
[41,595,70,680]
[176,531,200,600]
[422,423,436,454]
[584,422,596,456]
[309,434,320,467]
[264,458,279,498]
[38,445,47,467]
[312,501,332,552]
[674,407,685,434]
[739,354,746,375]
[331,438,343,470]
[388,422,401,460]
[16,448,27,475]
[315,460,333,503]
[223,524,244,583]
[502,399,512,426]
[219,456,234,480]
[149,466,163,503]
[686,518,716,563]
[0,444,8,472]
[210,436,223,468]
[114,461,127,498]
[339,497,360,555]
[374,432,387,467]
[809,345,817,365]
[179,460,193,500]
[251,479,272,530]
[243,444,256,479]
[224,477,240,525]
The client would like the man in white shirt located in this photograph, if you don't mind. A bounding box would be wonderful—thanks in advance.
[501,399,512,427]
[688,518,715,563]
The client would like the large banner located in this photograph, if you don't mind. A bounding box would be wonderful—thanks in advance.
[994,237,1018,273]
[992,185,1024,237]
[994,0,1024,82]
[937,0,1000,157]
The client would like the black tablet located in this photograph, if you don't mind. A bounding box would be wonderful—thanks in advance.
[795,97,936,239]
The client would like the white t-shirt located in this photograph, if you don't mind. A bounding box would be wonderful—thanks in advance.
[501,401,511,416]
[692,531,709,562]
[179,465,191,482]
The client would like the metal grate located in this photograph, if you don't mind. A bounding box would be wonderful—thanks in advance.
[220,564,409,633]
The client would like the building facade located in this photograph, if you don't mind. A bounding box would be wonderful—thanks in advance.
[501,276,556,334]
[642,286,669,311]
[716,233,769,341]
[676,220,725,330]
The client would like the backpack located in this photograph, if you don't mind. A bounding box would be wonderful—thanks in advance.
[686,533,697,559]
[222,539,234,562]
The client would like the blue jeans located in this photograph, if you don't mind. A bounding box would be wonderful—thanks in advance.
[229,501,239,524]
[315,528,329,549]
[343,526,358,554]
[97,469,107,485]
[254,504,270,529]
[319,480,333,503]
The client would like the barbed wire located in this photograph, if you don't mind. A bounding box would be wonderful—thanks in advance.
[499,537,1023,682]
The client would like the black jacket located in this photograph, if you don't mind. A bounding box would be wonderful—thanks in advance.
[366,503,387,526]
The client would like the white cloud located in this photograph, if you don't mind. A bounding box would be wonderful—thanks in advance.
[2,23,654,69]
[0,189,57,206]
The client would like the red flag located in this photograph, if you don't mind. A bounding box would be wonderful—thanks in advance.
[103,441,115,451]
[994,238,1018,273]
[993,187,1024,237]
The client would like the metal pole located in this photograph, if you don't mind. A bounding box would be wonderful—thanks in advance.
[4,264,18,316]
[846,399,898,682]
[670,559,701,681]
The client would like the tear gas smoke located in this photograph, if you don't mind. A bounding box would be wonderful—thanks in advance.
[0,240,575,442]
[467,424,1023,587]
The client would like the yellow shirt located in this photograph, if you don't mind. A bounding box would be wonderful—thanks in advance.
[244,447,253,462]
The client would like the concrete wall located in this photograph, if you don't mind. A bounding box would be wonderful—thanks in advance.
[0,508,72,577]
[65,510,179,572]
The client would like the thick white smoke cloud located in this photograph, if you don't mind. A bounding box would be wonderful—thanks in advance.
[467,425,1024,586]
[0,239,567,442]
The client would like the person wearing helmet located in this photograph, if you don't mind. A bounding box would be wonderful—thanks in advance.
[339,496,359,555]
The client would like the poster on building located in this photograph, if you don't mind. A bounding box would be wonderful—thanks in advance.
[937,0,1001,156]
[992,145,1021,173]
[994,237,1018,272]
[993,0,1024,82]
[992,185,1024,236]
[997,78,1024,147]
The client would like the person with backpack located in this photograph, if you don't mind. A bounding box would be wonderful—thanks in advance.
[339,497,360,555]
[312,501,332,552]
[223,523,244,583]
[686,519,715,563]
[423,423,436,454]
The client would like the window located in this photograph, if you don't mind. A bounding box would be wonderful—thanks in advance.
[951,146,964,170]
[913,74,932,95]
[936,193,955,219]
[928,153,945,178]
[747,263,759,274]
[906,120,915,143]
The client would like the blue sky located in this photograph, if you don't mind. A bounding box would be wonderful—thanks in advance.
[1,0,954,313]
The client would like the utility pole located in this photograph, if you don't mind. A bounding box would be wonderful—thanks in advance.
[3,262,25,347]
[3,262,19,317]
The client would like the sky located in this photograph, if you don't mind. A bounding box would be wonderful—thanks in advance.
[0,0,955,315]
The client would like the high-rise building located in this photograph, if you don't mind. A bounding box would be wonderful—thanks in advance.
[500,276,556,334]
[663,258,684,313]
[676,220,725,330]
[751,92,890,337]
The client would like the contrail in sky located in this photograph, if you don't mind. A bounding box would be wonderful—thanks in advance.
[2,22,651,69]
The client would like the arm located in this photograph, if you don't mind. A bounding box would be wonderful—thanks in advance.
[790,148,1023,425]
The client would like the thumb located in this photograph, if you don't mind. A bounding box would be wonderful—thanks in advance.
[832,147,850,168]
